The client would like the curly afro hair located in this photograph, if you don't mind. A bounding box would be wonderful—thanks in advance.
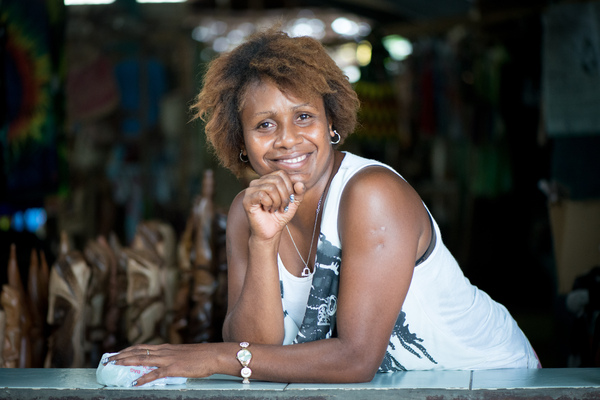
[191,27,360,178]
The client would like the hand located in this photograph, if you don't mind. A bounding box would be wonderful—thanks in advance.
[105,343,215,386]
[242,170,306,240]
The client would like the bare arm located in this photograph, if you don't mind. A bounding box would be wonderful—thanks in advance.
[221,191,285,344]
[222,171,307,344]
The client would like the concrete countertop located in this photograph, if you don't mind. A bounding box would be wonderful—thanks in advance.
[0,367,599,399]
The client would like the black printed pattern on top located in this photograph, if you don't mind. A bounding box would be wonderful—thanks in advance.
[283,232,437,370]
[379,311,437,371]
[294,233,341,343]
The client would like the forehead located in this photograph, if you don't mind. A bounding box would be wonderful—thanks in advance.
[239,78,322,112]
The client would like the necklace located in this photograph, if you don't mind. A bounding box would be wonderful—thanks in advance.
[286,191,325,277]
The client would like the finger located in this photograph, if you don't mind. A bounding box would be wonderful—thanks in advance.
[292,182,306,201]
[282,181,306,213]
[131,367,164,387]
[246,187,276,212]
[246,183,290,213]
[249,171,294,211]
[108,347,155,366]
[103,346,135,364]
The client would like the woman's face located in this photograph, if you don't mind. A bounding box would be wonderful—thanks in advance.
[240,80,335,189]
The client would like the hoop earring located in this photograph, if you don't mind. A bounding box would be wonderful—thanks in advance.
[330,130,341,145]
[239,150,249,163]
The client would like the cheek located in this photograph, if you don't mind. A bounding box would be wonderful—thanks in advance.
[244,136,272,158]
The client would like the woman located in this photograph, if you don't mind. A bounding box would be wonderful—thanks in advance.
[107,28,539,385]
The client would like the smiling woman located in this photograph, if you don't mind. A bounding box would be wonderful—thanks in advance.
[191,28,359,178]
[103,27,540,387]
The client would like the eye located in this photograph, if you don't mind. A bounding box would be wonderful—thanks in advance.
[256,121,273,130]
[298,113,311,121]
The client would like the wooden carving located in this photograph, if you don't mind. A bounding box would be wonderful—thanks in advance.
[108,233,129,349]
[1,285,21,368]
[124,248,165,345]
[98,235,121,353]
[27,248,48,368]
[45,232,91,368]
[7,244,31,368]
[171,170,223,344]
[188,170,217,343]
[211,212,228,342]
[170,209,195,344]
[83,236,112,364]
[131,221,178,329]
[39,250,50,319]
[0,309,5,366]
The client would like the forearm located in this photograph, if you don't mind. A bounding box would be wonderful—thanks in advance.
[215,338,378,384]
[223,235,285,344]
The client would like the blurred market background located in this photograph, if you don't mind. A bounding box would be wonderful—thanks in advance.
[1,0,599,369]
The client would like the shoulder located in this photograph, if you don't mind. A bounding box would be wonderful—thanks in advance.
[338,165,428,240]
[342,165,420,209]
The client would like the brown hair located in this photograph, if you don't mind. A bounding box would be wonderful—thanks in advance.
[191,27,360,177]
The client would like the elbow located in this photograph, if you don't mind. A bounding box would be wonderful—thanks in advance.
[347,363,379,383]
[222,314,284,345]
[344,369,377,384]
[221,315,233,342]
[336,348,381,383]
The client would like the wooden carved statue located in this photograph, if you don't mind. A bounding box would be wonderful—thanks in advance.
[98,235,121,354]
[1,285,21,368]
[170,170,224,344]
[83,236,113,364]
[211,212,229,342]
[131,220,178,336]
[124,247,165,345]
[39,250,50,311]
[188,170,217,343]
[0,309,5,366]
[27,248,49,368]
[170,204,196,344]
[45,232,91,368]
[7,244,32,368]
[108,233,129,350]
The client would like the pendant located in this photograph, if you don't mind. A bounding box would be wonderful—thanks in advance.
[301,266,311,277]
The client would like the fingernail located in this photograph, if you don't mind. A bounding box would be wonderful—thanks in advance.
[131,381,137,387]
[289,194,295,202]
[283,206,289,213]
[110,360,116,365]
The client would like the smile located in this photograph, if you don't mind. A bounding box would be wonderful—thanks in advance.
[280,154,308,164]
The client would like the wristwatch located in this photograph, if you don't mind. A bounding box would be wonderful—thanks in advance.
[236,342,252,383]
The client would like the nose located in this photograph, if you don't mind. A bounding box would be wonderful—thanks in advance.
[274,124,302,148]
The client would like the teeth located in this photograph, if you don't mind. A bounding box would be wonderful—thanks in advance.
[281,154,307,164]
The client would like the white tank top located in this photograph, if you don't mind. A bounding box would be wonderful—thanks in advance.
[279,152,539,369]
[278,255,312,345]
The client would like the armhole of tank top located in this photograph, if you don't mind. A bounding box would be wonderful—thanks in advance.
[345,161,436,268]
[415,211,436,267]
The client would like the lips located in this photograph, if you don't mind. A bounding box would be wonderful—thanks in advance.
[280,154,308,164]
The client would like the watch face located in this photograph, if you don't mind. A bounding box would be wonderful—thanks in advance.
[237,349,252,364]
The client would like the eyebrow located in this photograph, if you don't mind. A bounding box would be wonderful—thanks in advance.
[251,103,314,118]
[292,103,311,111]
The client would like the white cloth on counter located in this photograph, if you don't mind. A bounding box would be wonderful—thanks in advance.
[96,352,187,387]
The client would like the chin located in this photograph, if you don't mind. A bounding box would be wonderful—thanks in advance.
[287,171,308,181]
